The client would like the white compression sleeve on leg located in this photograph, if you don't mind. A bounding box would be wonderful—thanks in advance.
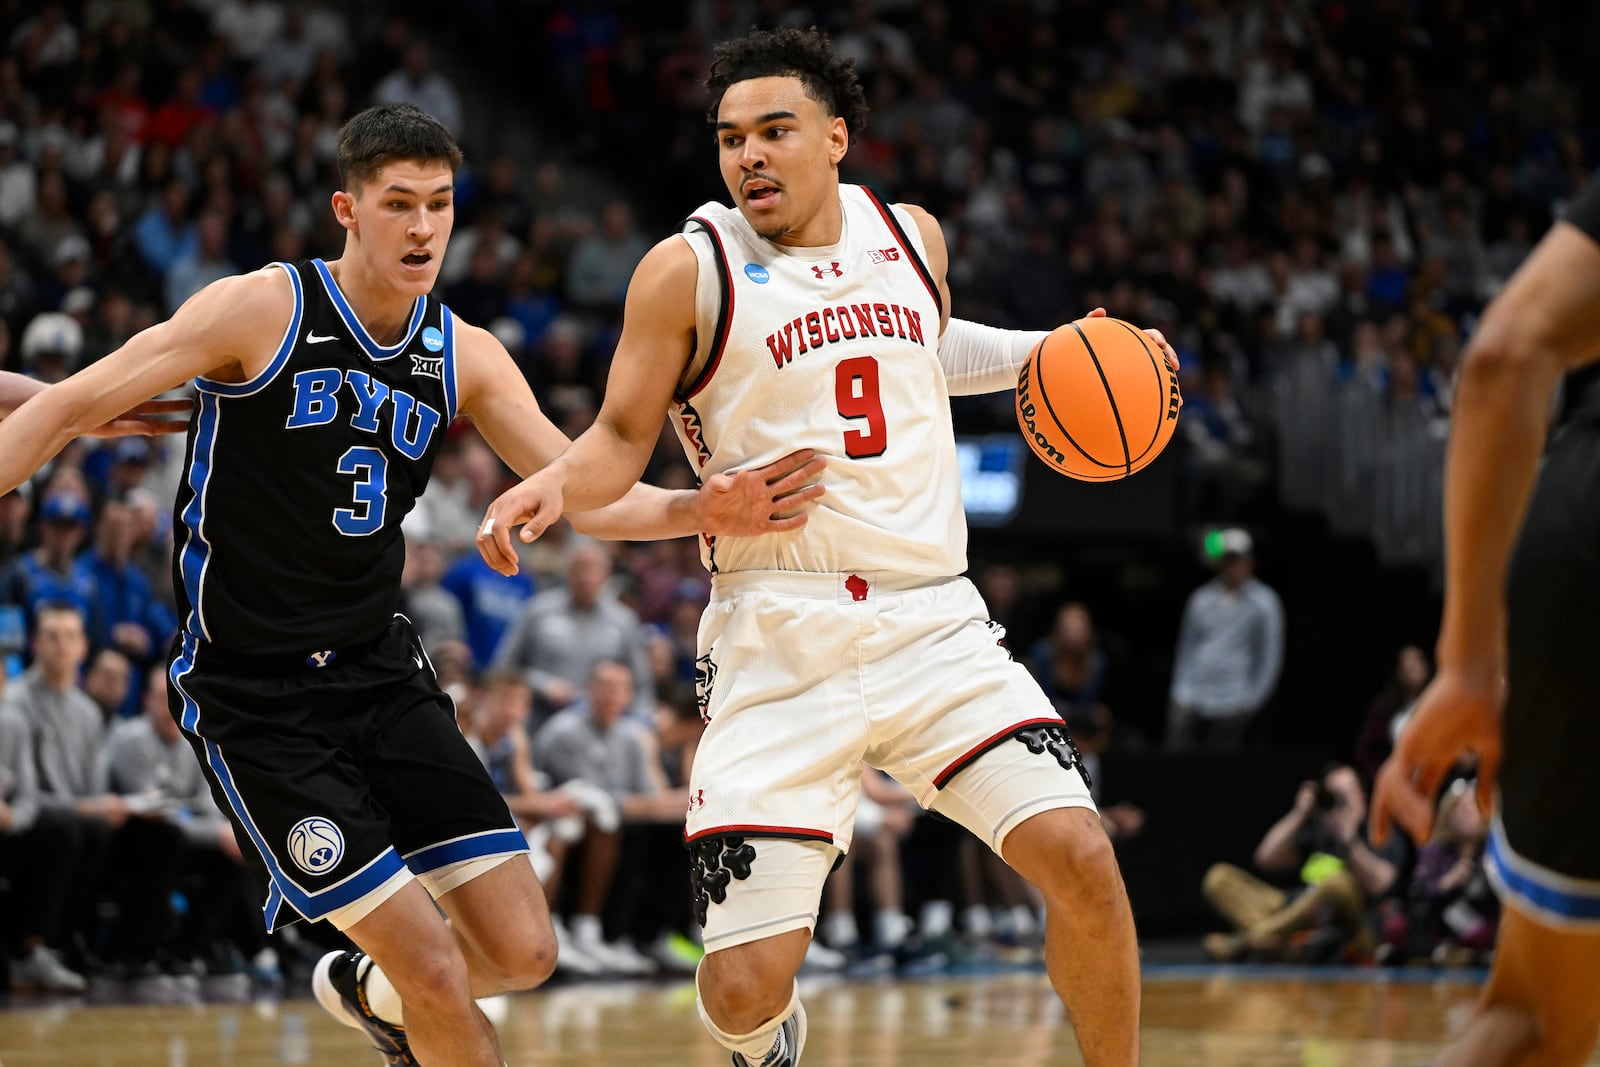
[937,318,1050,396]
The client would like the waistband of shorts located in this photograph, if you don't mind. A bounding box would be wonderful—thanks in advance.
[709,570,957,601]
[181,629,387,674]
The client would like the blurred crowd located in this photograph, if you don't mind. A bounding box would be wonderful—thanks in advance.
[1,0,1582,994]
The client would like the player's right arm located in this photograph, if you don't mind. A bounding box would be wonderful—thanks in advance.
[478,236,701,554]
[0,269,292,496]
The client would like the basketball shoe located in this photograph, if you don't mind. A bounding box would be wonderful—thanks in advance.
[312,950,416,1065]
[731,1003,807,1067]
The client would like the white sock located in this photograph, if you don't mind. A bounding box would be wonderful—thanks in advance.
[919,899,954,938]
[822,909,859,948]
[358,955,514,1030]
[698,969,799,1063]
[364,960,405,1026]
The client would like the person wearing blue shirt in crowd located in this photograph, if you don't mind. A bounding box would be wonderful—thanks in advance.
[0,490,99,632]
[441,547,535,669]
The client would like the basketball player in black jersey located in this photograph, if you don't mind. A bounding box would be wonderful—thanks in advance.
[1371,172,1600,1066]
[0,104,825,1067]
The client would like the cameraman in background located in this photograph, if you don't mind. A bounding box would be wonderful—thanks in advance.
[1201,762,1409,962]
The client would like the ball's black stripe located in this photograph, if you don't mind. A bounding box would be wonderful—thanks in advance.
[1036,333,1121,470]
[1067,321,1132,477]
[1110,318,1164,463]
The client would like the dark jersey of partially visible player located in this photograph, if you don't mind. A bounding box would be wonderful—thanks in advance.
[1558,173,1600,426]
[171,259,458,662]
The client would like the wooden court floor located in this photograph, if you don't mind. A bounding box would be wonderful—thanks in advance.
[2,968,1594,1066]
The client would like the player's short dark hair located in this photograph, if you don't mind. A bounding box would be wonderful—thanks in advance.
[336,103,463,192]
[705,27,870,136]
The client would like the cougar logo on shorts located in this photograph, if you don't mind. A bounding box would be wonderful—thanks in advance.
[694,654,718,722]
[1013,724,1093,792]
[689,835,758,928]
[287,816,345,876]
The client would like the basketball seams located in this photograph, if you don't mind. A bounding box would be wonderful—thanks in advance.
[1067,321,1132,476]
[1033,335,1123,471]
[1016,315,1178,481]
[1109,318,1164,464]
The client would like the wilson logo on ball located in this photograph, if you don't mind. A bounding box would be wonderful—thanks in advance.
[1014,317,1180,482]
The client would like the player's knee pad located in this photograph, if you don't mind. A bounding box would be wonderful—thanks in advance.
[689,834,841,954]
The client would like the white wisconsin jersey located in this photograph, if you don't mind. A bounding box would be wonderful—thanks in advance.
[673,183,962,576]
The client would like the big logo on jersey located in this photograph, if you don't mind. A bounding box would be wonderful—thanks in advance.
[284,368,442,460]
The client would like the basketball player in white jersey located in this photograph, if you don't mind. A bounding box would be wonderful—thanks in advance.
[479,28,1168,1067]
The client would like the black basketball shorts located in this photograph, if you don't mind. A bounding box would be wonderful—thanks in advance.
[167,615,525,930]
[1493,422,1600,926]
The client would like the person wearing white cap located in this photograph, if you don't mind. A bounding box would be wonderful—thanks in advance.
[1165,527,1285,751]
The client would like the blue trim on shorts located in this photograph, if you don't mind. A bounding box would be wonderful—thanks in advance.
[403,827,529,874]
[1487,818,1600,926]
[170,632,409,929]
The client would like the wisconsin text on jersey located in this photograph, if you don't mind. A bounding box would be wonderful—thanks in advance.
[765,301,930,367]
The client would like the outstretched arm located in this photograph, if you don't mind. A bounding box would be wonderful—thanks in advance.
[0,370,191,438]
[1372,210,1600,847]
[896,204,1179,394]
[455,270,824,560]
[0,270,289,496]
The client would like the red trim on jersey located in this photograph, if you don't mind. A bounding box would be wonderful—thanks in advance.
[679,216,735,401]
[859,186,943,317]
[932,716,1066,789]
[684,823,835,845]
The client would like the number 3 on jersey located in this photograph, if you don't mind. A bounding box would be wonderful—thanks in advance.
[333,446,388,535]
[835,356,887,458]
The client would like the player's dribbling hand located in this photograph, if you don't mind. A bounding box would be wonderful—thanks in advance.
[1369,667,1503,847]
[477,474,565,576]
[1084,306,1181,377]
[87,397,194,438]
[699,448,827,536]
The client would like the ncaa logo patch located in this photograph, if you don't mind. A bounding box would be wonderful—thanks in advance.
[287,816,345,876]
[743,263,770,284]
[421,325,445,352]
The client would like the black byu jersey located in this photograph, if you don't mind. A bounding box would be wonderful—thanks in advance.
[171,259,458,662]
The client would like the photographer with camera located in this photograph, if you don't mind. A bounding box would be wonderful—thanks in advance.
[1201,762,1409,962]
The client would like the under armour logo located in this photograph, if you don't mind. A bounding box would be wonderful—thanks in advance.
[306,649,336,668]
[687,788,705,813]
[845,574,869,601]
[811,262,844,279]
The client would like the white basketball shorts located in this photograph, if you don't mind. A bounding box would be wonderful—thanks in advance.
[685,571,1096,952]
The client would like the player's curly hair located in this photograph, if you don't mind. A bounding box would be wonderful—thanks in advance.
[705,27,870,136]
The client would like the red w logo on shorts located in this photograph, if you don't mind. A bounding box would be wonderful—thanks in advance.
[845,574,869,601]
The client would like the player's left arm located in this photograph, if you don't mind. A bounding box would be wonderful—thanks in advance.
[453,322,825,543]
[897,203,1179,395]
[1373,216,1600,846]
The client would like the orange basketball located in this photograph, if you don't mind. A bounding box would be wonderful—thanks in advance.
[1014,316,1181,481]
